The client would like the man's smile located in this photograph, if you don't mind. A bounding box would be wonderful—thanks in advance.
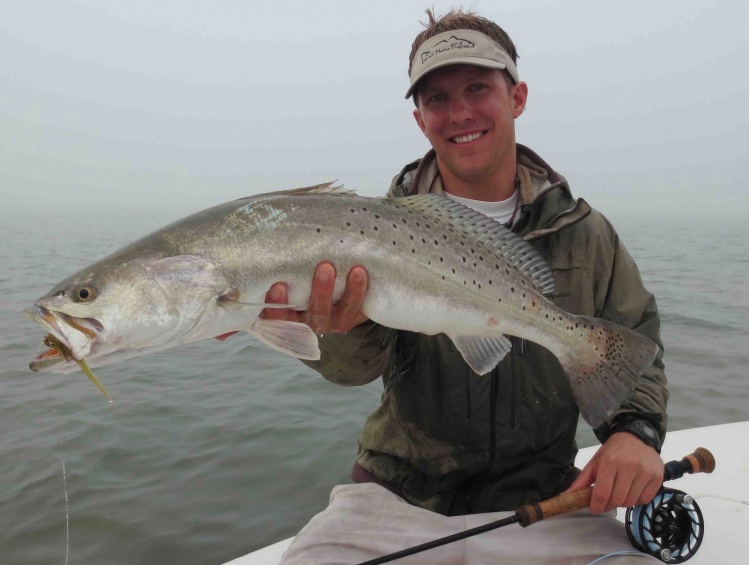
[450,131,486,144]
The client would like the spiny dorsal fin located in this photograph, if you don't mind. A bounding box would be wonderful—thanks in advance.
[390,194,555,296]
[236,182,357,201]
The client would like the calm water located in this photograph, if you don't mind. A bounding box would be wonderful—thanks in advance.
[1,206,747,565]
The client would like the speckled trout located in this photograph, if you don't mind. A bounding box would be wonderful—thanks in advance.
[25,184,658,426]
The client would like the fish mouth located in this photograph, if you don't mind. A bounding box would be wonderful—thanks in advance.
[24,305,103,372]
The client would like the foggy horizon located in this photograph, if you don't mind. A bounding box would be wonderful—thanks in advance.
[2,0,747,219]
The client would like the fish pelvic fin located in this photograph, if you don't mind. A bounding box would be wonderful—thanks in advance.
[559,316,660,428]
[249,319,321,360]
[449,334,513,375]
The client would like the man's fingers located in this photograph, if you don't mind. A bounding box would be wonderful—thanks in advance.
[263,282,290,321]
[565,460,595,493]
[590,468,616,514]
[336,266,369,332]
[307,263,336,333]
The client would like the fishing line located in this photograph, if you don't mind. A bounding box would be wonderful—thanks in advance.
[585,550,652,564]
[43,374,70,565]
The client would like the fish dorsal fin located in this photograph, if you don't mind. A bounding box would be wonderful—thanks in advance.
[235,182,357,202]
[449,334,513,375]
[391,195,555,296]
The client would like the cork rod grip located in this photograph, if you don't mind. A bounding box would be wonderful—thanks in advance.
[516,487,592,527]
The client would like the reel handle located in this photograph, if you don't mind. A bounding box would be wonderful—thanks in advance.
[516,447,715,527]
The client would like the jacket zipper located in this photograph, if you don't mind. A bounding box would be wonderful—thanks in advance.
[465,368,472,421]
[483,366,499,473]
[510,338,528,432]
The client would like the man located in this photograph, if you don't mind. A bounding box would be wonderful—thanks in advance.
[264,8,667,562]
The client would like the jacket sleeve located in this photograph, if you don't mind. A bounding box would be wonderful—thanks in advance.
[593,222,669,446]
[300,321,396,386]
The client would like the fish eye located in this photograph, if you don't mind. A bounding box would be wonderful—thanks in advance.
[73,285,97,303]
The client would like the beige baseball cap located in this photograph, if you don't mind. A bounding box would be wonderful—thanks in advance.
[406,29,519,99]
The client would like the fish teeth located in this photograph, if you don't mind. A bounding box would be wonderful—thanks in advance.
[452,132,484,144]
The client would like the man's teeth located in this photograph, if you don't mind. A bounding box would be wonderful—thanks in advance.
[452,132,484,144]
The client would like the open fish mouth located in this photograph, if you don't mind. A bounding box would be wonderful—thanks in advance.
[24,305,103,372]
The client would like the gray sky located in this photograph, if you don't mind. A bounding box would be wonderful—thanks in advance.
[1,0,747,217]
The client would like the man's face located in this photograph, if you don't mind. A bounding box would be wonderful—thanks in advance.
[413,65,527,190]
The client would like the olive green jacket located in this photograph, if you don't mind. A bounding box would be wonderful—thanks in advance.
[303,145,668,515]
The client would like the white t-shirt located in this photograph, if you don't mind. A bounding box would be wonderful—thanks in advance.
[444,190,520,226]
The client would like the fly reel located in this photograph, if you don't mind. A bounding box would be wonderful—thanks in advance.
[625,487,705,563]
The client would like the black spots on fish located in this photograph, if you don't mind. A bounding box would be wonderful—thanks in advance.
[462,257,467,262]
[392,241,397,246]
[511,287,515,292]
[316,228,321,233]
[346,222,352,227]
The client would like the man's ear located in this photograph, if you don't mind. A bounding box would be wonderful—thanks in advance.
[512,81,529,119]
[413,107,426,134]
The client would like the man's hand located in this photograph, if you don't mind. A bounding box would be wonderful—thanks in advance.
[566,432,664,513]
[262,262,369,334]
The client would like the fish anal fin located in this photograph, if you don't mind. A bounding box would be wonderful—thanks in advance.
[449,334,513,376]
[249,319,320,360]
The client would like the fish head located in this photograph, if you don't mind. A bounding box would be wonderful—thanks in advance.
[25,254,229,373]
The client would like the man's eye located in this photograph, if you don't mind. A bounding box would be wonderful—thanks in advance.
[427,93,446,103]
[468,83,488,93]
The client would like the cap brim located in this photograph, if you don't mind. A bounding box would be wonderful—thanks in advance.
[405,58,509,99]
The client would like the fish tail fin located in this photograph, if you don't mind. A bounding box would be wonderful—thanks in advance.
[558,316,659,429]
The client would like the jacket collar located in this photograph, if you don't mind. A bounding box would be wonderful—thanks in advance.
[402,144,591,240]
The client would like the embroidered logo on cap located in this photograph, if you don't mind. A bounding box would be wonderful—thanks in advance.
[420,35,475,64]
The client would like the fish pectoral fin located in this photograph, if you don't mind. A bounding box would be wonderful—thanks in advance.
[218,297,305,310]
[449,334,513,376]
[249,319,320,360]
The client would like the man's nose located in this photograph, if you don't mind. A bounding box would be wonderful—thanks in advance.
[448,97,472,122]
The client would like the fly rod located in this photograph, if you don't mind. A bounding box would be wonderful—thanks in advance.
[358,447,715,565]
